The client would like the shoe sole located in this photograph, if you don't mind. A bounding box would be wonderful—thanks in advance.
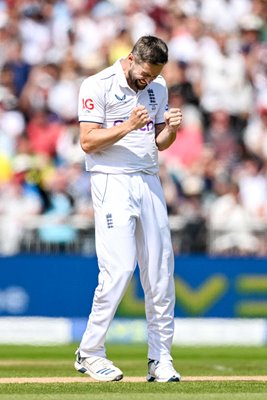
[74,361,123,382]
[146,374,181,383]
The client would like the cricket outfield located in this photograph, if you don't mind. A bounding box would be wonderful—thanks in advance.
[0,344,267,399]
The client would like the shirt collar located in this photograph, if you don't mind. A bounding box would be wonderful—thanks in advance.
[114,59,129,89]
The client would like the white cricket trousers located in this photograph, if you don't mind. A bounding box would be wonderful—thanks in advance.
[79,172,175,362]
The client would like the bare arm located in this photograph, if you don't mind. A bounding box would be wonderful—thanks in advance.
[155,108,182,151]
[80,105,150,153]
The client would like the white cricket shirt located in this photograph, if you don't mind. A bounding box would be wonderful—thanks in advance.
[78,59,168,174]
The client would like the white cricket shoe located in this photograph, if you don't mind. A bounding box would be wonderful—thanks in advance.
[146,359,181,382]
[74,351,123,382]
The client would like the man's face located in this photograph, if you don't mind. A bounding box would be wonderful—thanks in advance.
[127,56,164,91]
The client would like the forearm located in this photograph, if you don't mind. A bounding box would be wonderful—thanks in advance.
[155,126,177,151]
[155,108,182,151]
[80,105,150,154]
[80,121,133,154]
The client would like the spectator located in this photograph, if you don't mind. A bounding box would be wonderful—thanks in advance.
[4,38,31,97]
[200,0,251,33]
[19,64,60,117]
[199,29,253,118]
[236,157,267,222]
[0,161,42,255]
[26,108,65,158]
[158,158,181,216]
[204,108,240,166]
[37,168,78,249]
[107,27,133,65]
[47,59,80,122]
[243,95,267,160]
[208,180,260,255]
[18,2,51,65]
[0,93,25,158]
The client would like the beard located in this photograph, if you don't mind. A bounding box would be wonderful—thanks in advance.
[128,69,148,91]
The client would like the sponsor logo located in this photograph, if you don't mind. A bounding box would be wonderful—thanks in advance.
[82,98,94,110]
[115,93,126,101]
[113,119,154,132]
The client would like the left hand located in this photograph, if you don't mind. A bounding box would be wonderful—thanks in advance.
[164,108,182,132]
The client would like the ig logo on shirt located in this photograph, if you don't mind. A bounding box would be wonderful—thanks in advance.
[82,98,95,111]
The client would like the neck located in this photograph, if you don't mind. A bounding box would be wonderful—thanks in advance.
[120,58,130,81]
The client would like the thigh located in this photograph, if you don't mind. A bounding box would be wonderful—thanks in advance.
[144,174,170,229]
[136,174,174,284]
[91,173,137,272]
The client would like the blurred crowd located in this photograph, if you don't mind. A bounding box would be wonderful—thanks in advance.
[0,0,267,256]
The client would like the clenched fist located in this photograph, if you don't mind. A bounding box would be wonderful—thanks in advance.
[128,105,150,130]
[164,108,182,133]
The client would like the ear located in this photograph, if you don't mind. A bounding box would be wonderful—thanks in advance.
[128,53,134,62]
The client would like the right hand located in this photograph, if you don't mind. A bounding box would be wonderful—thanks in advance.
[128,105,150,130]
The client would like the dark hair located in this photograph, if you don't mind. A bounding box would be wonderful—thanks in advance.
[131,35,168,65]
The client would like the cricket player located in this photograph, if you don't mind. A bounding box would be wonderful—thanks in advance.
[75,35,182,382]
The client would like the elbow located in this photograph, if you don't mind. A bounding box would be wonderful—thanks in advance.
[157,144,167,151]
[157,132,177,151]
[80,140,93,154]
[157,143,171,151]
[157,138,175,152]
[80,133,96,154]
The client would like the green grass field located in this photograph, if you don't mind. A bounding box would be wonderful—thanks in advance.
[0,344,267,399]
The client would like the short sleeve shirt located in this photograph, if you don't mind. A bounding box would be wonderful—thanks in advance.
[78,60,168,174]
